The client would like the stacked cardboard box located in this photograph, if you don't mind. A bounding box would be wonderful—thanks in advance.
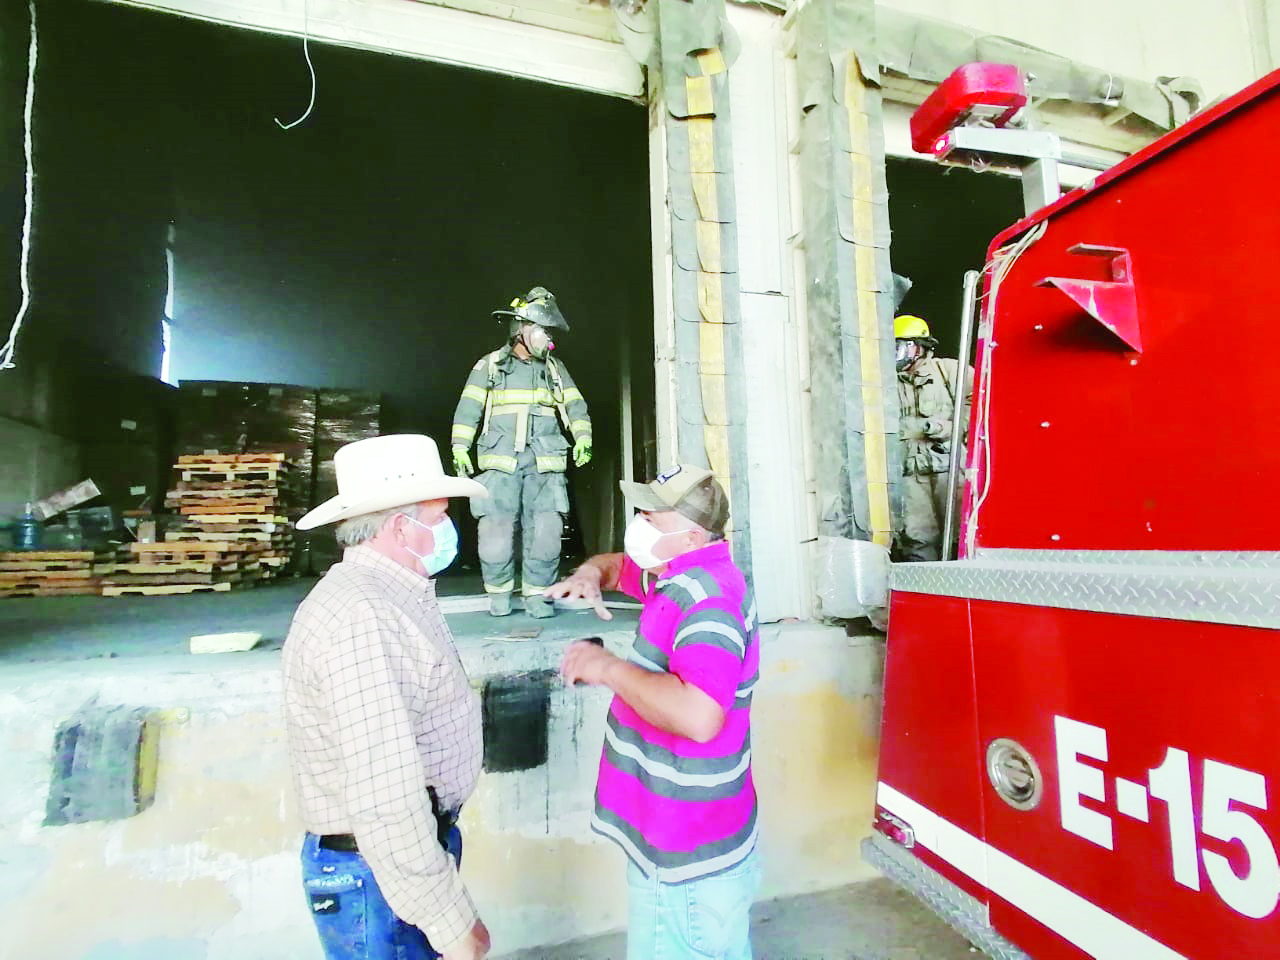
[77,370,177,514]
[307,389,383,574]
[173,381,383,577]
[314,389,384,502]
[0,551,112,598]
[176,382,315,516]
[1,336,178,519]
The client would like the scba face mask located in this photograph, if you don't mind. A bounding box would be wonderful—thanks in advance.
[623,514,685,570]
[895,339,924,372]
[522,324,554,359]
[401,513,459,576]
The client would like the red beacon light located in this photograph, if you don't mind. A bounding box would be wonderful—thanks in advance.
[910,62,1028,156]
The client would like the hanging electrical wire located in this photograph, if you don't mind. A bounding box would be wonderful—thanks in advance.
[963,220,1047,556]
[275,0,317,130]
[0,0,39,371]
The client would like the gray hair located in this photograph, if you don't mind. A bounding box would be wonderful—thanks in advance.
[665,510,723,544]
[335,504,419,547]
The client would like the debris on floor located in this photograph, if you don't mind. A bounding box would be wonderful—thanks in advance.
[189,631,263,654]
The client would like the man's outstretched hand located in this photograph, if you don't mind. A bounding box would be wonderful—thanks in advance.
[544,567,612,621]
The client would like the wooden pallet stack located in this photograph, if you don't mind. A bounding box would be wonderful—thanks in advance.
[99,452,296,597]
[165,453,295,578]
[0,551,112,598]
[101,541,262,597]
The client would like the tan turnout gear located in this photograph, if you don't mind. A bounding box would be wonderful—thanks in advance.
[895,356,972,562]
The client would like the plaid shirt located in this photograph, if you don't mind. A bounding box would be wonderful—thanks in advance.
[283,544,483,949]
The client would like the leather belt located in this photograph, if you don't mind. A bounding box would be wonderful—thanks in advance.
[318,804,459,855]
[318,833,359,853]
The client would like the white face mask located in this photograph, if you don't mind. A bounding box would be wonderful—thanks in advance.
[623,514,684,570]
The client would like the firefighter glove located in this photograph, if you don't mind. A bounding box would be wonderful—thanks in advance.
[900,417,931,440]
[573,438,592,468]
[452,447,474,477]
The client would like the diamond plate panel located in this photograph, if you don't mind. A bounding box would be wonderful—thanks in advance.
[862,834,1032,960]
[892,558,1280,629]
[974,549,1280,569]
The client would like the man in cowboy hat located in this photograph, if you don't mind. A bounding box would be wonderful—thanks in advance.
[284,434,491,960]
[450,285,592,619]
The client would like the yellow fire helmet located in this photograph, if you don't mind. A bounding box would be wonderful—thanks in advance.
[893,314,931,339]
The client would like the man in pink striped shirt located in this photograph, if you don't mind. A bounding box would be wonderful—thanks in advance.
[550,465,760,960]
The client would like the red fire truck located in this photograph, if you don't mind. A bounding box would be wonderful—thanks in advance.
[866,65,1280,959]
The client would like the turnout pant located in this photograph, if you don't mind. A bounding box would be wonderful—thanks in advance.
[471,448,570,597]
[896,471,955,563]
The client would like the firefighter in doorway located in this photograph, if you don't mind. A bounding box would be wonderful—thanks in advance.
[894,314,972,562]
[451,287,592,618]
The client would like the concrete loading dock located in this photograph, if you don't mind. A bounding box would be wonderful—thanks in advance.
[0,584,928,956]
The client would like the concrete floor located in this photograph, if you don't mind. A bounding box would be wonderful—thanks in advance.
[497,878,982,960]
[0,569,638,663]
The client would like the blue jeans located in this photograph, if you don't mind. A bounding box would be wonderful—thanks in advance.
[300,827,463,960]
[626,848,761,960]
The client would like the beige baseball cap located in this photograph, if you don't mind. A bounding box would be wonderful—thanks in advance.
[619,464,729,535]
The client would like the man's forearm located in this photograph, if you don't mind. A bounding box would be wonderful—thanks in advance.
[602,659,724,744]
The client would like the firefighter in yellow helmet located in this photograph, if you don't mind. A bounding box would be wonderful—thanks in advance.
[450,287,592,618]
[894,314,972,562]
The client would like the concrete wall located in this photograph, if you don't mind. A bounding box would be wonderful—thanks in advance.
[878,0,1263,101]
[731,4,814,624]
[0,623,883,959]
[1269,0,1280,75]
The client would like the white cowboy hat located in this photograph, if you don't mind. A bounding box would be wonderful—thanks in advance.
[296,434,485,530]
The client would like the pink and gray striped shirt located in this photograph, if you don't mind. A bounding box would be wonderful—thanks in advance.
[591,542,760,882]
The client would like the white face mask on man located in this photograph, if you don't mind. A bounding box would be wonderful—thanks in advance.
[623,514,688,570]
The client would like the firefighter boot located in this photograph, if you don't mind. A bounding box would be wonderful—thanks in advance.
[489,592,513,617]
[525,596,555,619]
